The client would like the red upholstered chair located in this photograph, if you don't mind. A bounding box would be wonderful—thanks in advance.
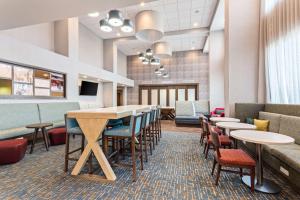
[0,138,27,165]
[202,120,232,159]
[210,129,256,192]
[210,108,225,117]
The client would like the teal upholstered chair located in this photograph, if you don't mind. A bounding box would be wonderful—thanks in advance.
[141,110,151,162]
[103,113,145,181]
[64,115,92,173]
[143,110,153,156]
[149,109,158,148]
[106,119,123,128]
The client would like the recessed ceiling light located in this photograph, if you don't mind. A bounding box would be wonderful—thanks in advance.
[191,47,195,50]
[88,12,99,17]
[116,32,121,36]
[193,22,198,27]
[82,75,88,79]
[194,9,200,14]
[140,2,145,6]
[97,78,101,82]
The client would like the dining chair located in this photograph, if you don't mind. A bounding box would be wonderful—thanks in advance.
[152,109,159,145]
[149,109,157,149]
[202,120,232,159]
[141,110,150,162]
[210,128,256,192]
[156,107,162,139]
[144,110,153,156]
[64,114,92,173]
[103,113,144,182]
[199,116,208,145]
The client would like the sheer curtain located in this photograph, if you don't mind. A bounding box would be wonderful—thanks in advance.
[262,0,300,104]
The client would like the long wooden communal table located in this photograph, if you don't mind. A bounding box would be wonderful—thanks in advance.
[67,105,154,182]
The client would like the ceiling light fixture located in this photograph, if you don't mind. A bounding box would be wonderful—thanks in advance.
[155,69,160,74]
[146,48,153,56]
[116,32,121,37]
[135,10,164,42]
[140,2,145,6]
[107,10,124,27]
[121,19,133,33]
[88,12,100,17]
[142,59,149,65]
[193,22,198,27]
[153,42,172,58]
[159,65,165,71]
[138,53,145,60]
[191,47,195,50]
[150,58,160,66]
[162,73,169,78]
[99,19,112,32]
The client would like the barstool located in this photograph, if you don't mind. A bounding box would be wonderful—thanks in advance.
[149,109,157,149]
[103,113,145,182]
[142,110,151,161]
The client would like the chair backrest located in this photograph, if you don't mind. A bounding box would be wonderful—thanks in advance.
[150,109,155,123]
[145,111,151,127]
[202,119,209,136]
[156,108,161,120]
[210,127,221,158]
[141,111,149,129]
[129,113,144,136]
[64,114,80,131]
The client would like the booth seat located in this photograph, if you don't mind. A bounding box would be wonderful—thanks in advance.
[175,100,210,125]
[0,103,40,140]
[235,103,300,190]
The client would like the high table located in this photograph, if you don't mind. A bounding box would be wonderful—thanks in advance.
[230,130,295,194]
[210,117,240,123]
[216,122,256,148]
[67,105,153,182]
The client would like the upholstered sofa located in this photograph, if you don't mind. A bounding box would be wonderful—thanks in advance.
[175,100,210,125]
[235,103,300,189]
[0,102,80,140]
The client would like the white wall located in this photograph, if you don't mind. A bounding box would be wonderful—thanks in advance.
[0,23,54,51]
[0,18,134,106]
[117,50,127,77]
[224,0,260,116]
[209,31,225,110]
[79,24,103,69]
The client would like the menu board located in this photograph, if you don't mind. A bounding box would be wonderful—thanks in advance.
[0,63,12,79]
[14,83,33,96]
[0,61,65,98]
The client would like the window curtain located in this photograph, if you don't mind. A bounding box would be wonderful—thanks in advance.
[261,0,300,104]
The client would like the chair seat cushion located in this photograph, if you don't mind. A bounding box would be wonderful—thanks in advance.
[0,138,28,165]
[208,135,232,145]
[217,149,256,166]
[48,128,66,146]
[68,127,83,135]
[104,126,137,137]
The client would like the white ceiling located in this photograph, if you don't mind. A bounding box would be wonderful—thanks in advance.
[79,0,218,55]
[210,0,224,31]
[0,0,155,30]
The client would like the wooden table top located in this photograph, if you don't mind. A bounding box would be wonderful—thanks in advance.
[230,130,295,145]
[216,122,256,130]
[26,123,53,129]
[67,105,154,119]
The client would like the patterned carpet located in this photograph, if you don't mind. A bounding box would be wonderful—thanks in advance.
[0,131,299,200]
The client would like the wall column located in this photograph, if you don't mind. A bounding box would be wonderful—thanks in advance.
[103,82,117,107]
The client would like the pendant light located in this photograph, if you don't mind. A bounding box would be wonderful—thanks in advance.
[155,69,160,74]
[99,19,112,32]
[135,10,164,42]
[146,48,153,56]
[150,58,160,66]
[121,19,133,33]
[142,59,149,65]
[162,73,169,78]
[159,65,165,71]
[153,42,172,58]
[108,10,123,27]
[138,53,145,60]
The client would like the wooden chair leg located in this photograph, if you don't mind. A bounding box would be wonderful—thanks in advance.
[147,128,152,155]
[139,134,143,170]
[203,142,207,154]
[211,158,217,175]
[143,129,148,162]
[215,164,222,186]
[205,143,210,159]
[239,168,243,177]
[131,138,136,182]
[81,134,85,153]
[64,133,70,172]
[250,167,255,192]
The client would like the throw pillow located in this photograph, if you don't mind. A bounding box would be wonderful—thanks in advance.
[254,119,269,131]
[245,117,254,124]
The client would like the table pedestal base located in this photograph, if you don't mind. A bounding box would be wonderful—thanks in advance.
[242,176,281,194]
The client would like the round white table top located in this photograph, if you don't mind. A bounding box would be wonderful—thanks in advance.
[230,130,295,145]
[216,122,256,130]
[210,117,240,123]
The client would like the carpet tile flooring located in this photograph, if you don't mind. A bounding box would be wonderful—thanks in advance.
[0,131,299,200]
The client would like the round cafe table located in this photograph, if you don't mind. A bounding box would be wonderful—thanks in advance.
[230,130,295,194]
[216,122,257,148]
[210,117,240,123]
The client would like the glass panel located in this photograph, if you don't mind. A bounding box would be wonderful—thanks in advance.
[141,89,148,105]
[35,78,50,88]
[0,63,12,79]
[50,73,64,95]
[0,79,12,95]
[159,89,167,107]
[169,89,176,107]
[14,66,33,83]
[178,89,186,101]
[35,70,50,79]
[151,89,158,105]
[188,88,195,101]
[14,83,33,96]
[35,88,50,96]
